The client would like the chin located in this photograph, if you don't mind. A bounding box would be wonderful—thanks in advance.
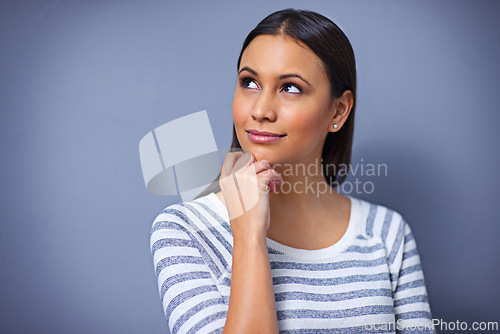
[248,148,283,166]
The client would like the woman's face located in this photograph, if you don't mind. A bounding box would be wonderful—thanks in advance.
[233,34,336,167]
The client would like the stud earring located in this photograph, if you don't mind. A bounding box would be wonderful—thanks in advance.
[333,124,338,129]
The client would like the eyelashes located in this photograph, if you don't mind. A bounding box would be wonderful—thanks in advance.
[239,77,259,90]
[281,83,302,94]
[239,76,303,94]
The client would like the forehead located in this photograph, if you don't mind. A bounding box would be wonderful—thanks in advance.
[239,34,325,78]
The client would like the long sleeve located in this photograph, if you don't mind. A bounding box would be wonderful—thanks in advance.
[150,206,228,334]
[389,217,435,334]
[150,194,438,333]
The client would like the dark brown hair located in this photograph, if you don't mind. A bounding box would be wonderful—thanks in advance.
[196,8,356,199]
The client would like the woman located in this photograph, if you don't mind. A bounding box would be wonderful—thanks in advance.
[151,8,435,333]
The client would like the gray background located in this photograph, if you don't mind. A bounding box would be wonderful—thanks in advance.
[1,0,499,333]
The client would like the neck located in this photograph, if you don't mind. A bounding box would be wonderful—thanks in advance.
[268,158,343,225]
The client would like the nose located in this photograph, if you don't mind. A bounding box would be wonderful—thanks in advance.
[251,90,277,122]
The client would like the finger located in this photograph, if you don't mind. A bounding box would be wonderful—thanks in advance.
[256,169,284,193]
[232,152,254,172]
[253,159,273,174]
[221,151,245,178]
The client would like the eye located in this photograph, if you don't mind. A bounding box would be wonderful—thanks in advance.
[281,83,302,94]
[240,77,259,90]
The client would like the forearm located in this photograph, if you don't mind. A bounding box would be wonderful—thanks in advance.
[223,234,279,334]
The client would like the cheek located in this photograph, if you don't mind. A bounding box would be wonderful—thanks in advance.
[284,111,325,138]
[281,93,331,135]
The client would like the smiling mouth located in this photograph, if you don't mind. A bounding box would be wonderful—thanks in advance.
[246,130,286,144]
[246,129,286,137]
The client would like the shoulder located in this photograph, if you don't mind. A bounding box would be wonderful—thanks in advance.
[150,193,232,281]
[348,196,422,282]
[350,196,414,257]
[351,196,408,240]
[151,192,227,237]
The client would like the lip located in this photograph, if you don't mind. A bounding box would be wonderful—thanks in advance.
[246,129,285,137]
[246,129,286,144]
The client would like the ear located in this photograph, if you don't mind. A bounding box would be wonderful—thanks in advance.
[327,90,354,132]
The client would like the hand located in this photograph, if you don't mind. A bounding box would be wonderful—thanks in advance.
[219,151,283,239]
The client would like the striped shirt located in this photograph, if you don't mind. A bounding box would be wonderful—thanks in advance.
[150,192,435,333]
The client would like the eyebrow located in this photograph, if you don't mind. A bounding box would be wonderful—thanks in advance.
[238,66,312,88]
